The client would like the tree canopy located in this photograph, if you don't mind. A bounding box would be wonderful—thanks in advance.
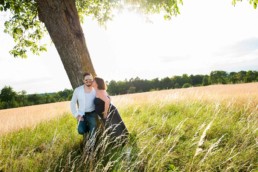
[0,0,256,58]
[0,0,183,58]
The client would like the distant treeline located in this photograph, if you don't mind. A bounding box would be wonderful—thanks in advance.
[107,70,258,95]
[0,70,257,109]
[0,88,73,109]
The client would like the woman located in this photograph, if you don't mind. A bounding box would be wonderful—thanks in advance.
[92,77,128,143]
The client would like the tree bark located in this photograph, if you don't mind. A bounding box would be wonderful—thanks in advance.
[36,0,96,89]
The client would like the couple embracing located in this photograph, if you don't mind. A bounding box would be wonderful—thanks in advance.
[70,72,128,144]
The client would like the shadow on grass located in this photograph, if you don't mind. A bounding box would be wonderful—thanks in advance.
[0,114,143,172]
[51,130,142,172]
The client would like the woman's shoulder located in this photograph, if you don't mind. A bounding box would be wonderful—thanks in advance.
[96,92,110,101]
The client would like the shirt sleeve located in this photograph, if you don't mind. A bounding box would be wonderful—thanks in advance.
[70,88,79,118]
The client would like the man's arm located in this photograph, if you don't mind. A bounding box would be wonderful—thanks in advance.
[70,89,79,118]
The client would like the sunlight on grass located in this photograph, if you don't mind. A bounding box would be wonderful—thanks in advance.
[0,102,70,135]
[0,83,257,171]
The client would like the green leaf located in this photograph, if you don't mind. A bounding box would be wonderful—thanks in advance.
[39,46,47,52]
[24,40,34,47]
[232,0,236,6]
[164,14,171,20]
[4,2,10,11]
[14,5,20,13]
[0,0,4,6]
[14,28,23,35]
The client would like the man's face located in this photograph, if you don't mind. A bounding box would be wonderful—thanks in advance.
[83,75,93,87]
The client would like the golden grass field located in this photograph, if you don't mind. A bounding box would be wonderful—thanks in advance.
[0,82,257,136]
[0,102,70,135]
[112,82,258,107]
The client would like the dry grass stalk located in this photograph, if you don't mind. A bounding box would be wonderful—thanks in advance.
[200,134,225,163]
[194,120,213,157]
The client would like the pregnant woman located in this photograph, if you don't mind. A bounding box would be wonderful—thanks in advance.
[92,76,128,144]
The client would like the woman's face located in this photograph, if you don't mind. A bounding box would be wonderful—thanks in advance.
[92,80,97,89]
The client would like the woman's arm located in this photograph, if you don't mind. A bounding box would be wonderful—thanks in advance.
[103,96,110,118]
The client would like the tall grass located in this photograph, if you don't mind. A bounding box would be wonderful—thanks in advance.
[0,83,257,171]
[0,114,82,171]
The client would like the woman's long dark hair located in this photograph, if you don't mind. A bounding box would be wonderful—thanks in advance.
[94,77,107,90]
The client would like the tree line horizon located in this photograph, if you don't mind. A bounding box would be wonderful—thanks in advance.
[107,70,258,94]
[0,70,257,109]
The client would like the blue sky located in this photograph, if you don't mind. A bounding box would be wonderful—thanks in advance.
[0,0,258,94]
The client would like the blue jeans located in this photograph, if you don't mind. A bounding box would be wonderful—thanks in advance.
[84,112,97,137]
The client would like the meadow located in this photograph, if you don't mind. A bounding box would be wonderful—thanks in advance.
[0,83,257,171]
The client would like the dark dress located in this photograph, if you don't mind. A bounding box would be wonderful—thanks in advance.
[94,97,128,142]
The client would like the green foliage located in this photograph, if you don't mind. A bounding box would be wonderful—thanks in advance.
[160,77,173,89]
[202,75,210,86]
[210,70,228,84]
[0,0,184,58]
[125,0,183,20]
[182,82,191,88]
[76,0,120,25]
[0,86,73,109]
[232,0,258,9]
[0,86,17,108]
[127,86,136,93]
[1,0,46,58]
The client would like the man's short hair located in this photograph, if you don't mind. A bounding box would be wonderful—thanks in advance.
[83,72,92,79]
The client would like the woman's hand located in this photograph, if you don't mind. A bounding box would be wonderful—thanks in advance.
[103,112,108,119]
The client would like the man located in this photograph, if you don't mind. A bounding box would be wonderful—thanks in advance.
[70,72,97,137]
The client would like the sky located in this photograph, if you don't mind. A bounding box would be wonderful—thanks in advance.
[0,0,258,94]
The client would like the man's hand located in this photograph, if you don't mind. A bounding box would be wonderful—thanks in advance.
[77,115,84,121]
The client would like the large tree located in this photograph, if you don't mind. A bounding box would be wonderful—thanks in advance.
[0,0,256,89]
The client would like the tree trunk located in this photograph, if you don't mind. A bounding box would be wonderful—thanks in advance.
[36,0,96,89]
